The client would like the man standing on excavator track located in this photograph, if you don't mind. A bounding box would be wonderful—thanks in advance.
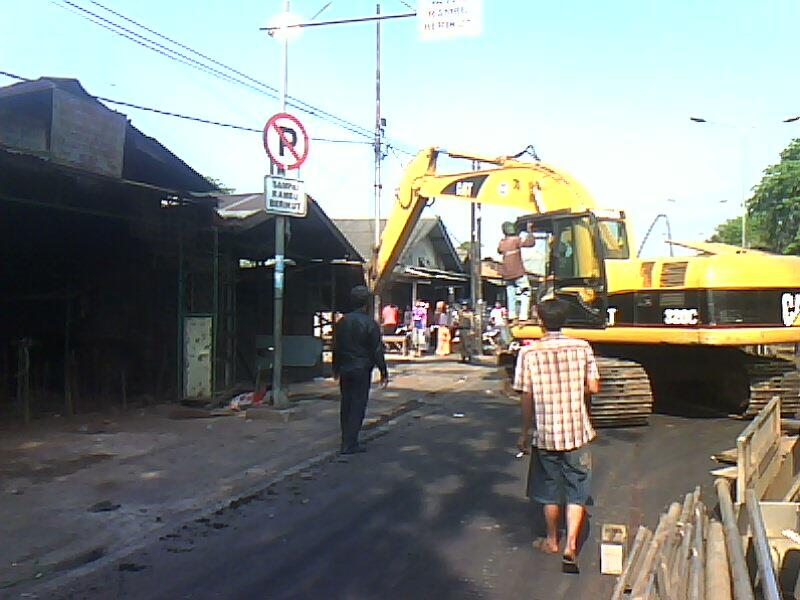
[515,298,601,574]
[498,221,536,322]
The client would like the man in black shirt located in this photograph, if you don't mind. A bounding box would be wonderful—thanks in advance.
[333,285,389,454]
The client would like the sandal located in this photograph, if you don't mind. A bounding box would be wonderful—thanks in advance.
[562,554,579,574]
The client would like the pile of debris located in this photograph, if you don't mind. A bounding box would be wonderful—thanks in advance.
[611,396,800,599]
[609,486,733,599]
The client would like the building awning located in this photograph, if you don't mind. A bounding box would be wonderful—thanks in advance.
[398,265,469,284]
[215,192,362,263]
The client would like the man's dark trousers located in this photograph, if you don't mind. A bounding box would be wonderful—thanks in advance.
[339,367,372,451]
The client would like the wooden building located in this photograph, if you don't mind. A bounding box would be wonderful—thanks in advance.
[333,217,468,311]
[0,76,362,421]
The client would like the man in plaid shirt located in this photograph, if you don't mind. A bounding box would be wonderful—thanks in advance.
[514,298,600,573]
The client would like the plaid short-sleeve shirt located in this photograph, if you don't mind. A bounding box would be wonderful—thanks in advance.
[513,332,599,451]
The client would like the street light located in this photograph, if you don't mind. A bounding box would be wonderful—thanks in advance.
[264,0,297,408]
[266,10,303,41]
[265,3,410,322]
[690,116,798,249]
[660,198,728,251]
[689,117,751,248]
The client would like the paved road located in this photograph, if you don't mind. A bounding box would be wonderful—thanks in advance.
[53,361,743,600]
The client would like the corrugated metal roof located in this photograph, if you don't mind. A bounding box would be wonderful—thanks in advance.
[216,192,363,263]
[333,217,463,273]
[0,77,216,195]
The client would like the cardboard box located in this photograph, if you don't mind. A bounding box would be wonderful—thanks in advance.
[600,523,627,575]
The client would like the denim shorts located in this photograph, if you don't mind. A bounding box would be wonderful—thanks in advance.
[527,445,592,506]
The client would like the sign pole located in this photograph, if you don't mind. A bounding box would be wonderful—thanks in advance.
[470,160,483,343]
[272,0,290,408]
[373,0,382,322]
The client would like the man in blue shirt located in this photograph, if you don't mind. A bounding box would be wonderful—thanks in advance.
[333,286,389,454]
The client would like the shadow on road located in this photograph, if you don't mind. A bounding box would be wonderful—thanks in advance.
[53,363,744,600]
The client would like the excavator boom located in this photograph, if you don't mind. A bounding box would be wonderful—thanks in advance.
[368,147,597,292]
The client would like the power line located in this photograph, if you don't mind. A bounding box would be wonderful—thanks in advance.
[260,12,416,32]
[309,1,334,21]
[0,70,371,144]
[96,98,372,145]
[45,0,258,95]
[100,99,262,133]
[56,0,280,98]
[387,143,414,160]
[30,0,419,154]
[82,0,417,153]
[87,0,282,98]
[69,0,378,141]
[0,70,30,82]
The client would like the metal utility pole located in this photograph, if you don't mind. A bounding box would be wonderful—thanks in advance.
[271,0,291,407]
[476,201,483,328]
[470,160,483,339]
[373,1,382,322]
[739,136,747,249]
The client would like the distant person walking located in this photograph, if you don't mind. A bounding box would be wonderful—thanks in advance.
[498,221,536,322]
[434,302,452,355]
[411,301,428,356]
[333,286,389,454]
[381,303,399,335]
[514,299,600,573]
[489,300,507,327]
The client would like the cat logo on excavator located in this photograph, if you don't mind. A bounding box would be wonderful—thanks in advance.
[782,293,800,326]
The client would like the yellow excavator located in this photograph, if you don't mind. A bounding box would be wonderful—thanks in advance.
[369,147,800,427]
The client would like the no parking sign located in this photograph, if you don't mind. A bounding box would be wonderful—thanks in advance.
[263,112,309,170]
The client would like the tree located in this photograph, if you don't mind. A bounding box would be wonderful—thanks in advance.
[456,240,483,259]
[707,213,770,248]
[747,138,800,254]
[708,216,742,245]
[457,241,480,253]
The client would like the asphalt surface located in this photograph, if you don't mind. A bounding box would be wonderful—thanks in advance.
[49,361,744,600]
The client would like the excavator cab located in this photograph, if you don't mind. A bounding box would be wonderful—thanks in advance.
[517,211,614,328]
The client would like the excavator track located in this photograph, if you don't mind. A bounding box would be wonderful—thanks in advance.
[743,356,800,418]
[591,357,653,428]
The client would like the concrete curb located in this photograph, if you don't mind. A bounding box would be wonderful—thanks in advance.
[17,396,429,597]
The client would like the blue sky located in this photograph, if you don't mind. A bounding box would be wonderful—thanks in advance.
[3,0,800,256]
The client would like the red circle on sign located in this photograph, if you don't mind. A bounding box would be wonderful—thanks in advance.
[263,112,309,170]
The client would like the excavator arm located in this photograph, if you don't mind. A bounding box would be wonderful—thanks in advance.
[368,147,598,292]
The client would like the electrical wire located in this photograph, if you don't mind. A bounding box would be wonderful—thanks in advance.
[309,1,334,21]
[77,0,418,151]
[387,143,414,162]
[44,0,418,153]
[94,98,371,144]
[0,70,29,82]
[45,0,260,96]
[57,0,280,97]
[77,0,378,140]
[0,70,370,144]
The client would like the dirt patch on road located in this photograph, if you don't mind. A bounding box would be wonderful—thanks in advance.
[0,453,114,483]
